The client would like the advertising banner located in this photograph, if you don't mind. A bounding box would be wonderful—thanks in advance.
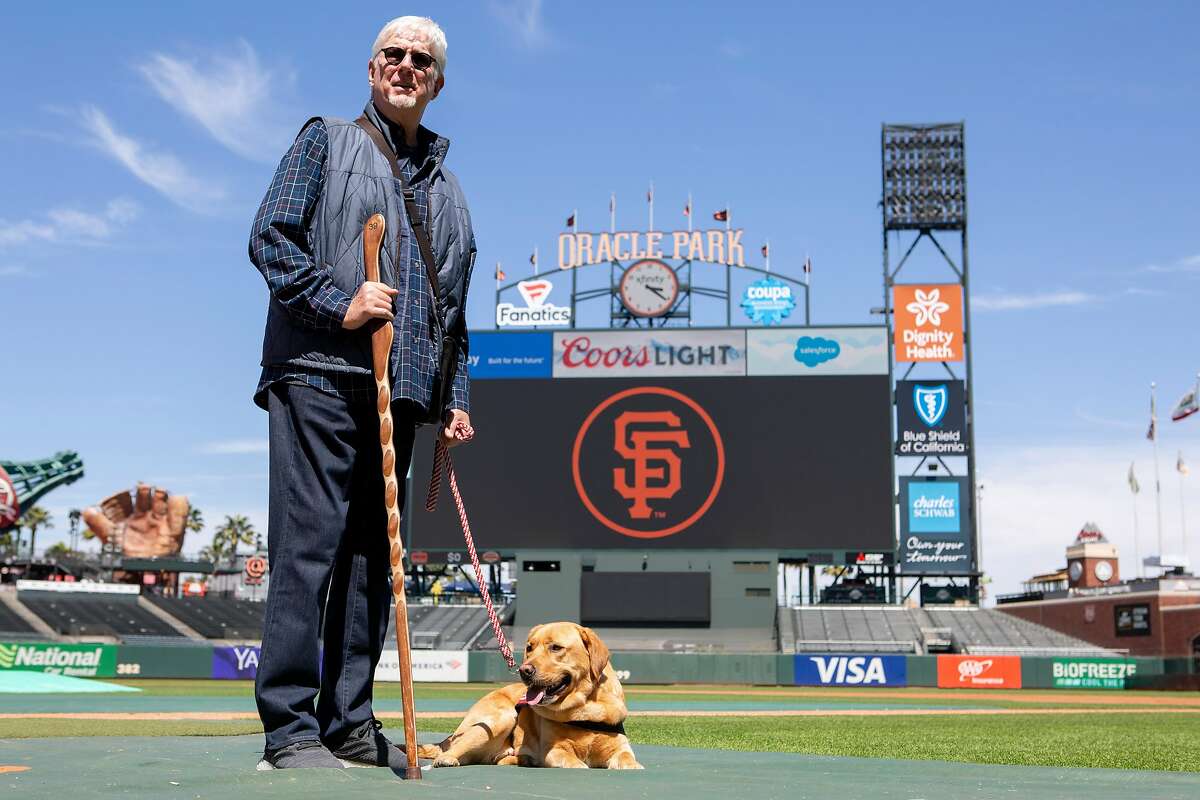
[740,276,797,326]
[895,379,967,456]
[899,477,973,574]
[552,330,746,378]
[936,655,1021,688]
[496,279,572,328]
[746,327,888,376]
[793,654,907,686]
[212,645,262,679]
[893,284,964,363]
[1051,658,1138,689]
[470,332,553,380]
[375,650,469,682]
[0,641,117,677]
[411,374,893,551]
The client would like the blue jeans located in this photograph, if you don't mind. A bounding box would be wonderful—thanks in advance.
[255,382,416,751]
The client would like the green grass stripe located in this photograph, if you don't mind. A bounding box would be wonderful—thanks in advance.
[4,713,1198,772]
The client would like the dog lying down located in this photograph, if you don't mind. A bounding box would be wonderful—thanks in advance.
[408,622,642,769]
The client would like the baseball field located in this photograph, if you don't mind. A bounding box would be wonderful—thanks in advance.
[2,678,1199,799]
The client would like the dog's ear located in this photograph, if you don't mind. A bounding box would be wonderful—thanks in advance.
[576,625,610,684]
[525,624,542,651]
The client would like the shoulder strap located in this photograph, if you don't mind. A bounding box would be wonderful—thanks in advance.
[354,115,444,324]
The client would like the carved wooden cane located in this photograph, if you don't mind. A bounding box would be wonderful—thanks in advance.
[362,213,421,780]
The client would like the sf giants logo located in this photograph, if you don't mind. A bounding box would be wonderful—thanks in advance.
[573,387,724,539]
[612,411,690,519]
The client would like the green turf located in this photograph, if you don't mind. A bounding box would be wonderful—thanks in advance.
[5,713,1199,772]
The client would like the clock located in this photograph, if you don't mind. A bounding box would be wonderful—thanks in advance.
[1094,560,1113,583]
[1068,561,1083,582]
[618,259,678,317]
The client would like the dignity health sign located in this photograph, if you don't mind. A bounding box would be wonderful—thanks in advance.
[899,477,972,574]
[893,284,963,362]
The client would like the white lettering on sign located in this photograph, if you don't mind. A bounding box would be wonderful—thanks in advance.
[557,229,747,269]
[810,656,888,685]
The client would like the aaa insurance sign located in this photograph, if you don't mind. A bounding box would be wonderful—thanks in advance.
[896,379,967,455]
[893,284,963,362]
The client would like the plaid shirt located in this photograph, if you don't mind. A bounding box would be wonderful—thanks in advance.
[250,113,469,416]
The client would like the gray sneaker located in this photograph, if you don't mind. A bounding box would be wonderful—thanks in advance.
[256,739,346,770]
[326,719,406,769]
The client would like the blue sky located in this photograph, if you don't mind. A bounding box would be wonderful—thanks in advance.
[3,1,1198,595]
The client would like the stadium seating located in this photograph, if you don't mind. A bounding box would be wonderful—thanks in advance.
[146,595,266,640]
[390,603,509,650]
[20,592,184,638]
[778,606,1116,656]
[0,598,39,638]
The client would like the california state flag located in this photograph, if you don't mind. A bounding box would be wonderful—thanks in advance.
[1172,387,1199,422]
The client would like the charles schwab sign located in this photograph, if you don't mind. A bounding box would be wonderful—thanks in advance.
[899,477,972,575]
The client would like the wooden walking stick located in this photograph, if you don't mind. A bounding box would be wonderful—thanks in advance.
[363,213,421,780]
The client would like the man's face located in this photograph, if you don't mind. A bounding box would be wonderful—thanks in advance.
[369,30,443,115]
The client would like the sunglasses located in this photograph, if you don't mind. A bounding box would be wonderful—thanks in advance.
[378,47,436,72]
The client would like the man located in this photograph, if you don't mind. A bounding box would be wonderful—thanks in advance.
[248,16,475,770]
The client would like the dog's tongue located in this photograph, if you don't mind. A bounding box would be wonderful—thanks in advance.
[518,688,545,707]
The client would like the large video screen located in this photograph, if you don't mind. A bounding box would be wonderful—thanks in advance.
[408,328,893,552]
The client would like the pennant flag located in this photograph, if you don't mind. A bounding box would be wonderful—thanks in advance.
[713,209,729,221]
[1179,452,1190,476]
[566,212,575,228]
[529,251,538,266]
[647,185,654,203]
[1172,388,1199,422]
[803,256,812,274]
[1147,387,1157,441]
[761,244,769,258]
[609,194,615,213]
[1128,462,1140,494]
[683,201,691,217]
[1147,417,1156,441]
[495,265,506,281]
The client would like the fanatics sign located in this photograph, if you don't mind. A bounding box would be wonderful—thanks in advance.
[893,284,964,362]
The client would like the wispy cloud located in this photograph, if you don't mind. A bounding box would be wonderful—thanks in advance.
[973,290,1099,311]
[1073,408,1142,430]
[0,199,139,246]
[138,41,293,163]
[0,265,31,277]
[198,438,269,455]
[1140,253,1200,275]
[80,106,226,212]
[488,0,551,49]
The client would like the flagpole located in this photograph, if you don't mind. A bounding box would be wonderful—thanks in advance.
[533,246,539,277]
[1179,451,1188,562]
[765,239,770,272]
[610,194,616,234]
[1152,382,1164,571]
[725,201,731,232]
[573,209,578,235]
[1130,462,1142,578]
[648,182,654,231]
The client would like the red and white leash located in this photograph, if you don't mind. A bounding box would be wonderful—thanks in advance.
[424,425,517,671]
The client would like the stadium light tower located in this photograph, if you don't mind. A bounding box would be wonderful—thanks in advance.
[881,122,980,603]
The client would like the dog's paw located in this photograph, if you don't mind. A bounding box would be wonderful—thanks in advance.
[432,754,461,768]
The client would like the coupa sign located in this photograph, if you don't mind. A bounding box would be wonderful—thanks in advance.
[793,654,907,686]
[0,642,116,677]
[741,277,796,325]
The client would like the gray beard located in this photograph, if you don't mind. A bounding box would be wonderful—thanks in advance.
[386,93,417,110]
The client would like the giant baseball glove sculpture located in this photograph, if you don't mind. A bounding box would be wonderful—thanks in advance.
[82,483,190,558]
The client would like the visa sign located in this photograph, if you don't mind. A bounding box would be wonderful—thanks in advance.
[793,654,907,686]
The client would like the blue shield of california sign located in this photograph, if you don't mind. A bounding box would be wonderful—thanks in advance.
[741,277,796,325]
[913,384,949,427]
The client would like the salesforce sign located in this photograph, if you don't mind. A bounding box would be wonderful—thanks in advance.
[793,654,907,686]
[900,477,973,575]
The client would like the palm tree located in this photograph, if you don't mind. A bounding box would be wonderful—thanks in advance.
[20,506,53,561]
[185,507,205,537]
[213,514,257,567]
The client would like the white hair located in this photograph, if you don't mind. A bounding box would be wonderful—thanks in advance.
[371,16,447,75]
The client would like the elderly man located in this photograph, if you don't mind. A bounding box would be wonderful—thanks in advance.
[248,16,475,770]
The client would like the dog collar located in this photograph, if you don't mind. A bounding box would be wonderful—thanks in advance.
[513,702,626,735]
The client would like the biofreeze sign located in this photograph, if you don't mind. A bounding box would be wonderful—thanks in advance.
[1052,658,1137,689]
[793,654,906,686]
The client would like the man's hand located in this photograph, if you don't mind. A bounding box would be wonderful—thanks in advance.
[342,281,399,330]
[441,409,475,449]
[82,483,189,558]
